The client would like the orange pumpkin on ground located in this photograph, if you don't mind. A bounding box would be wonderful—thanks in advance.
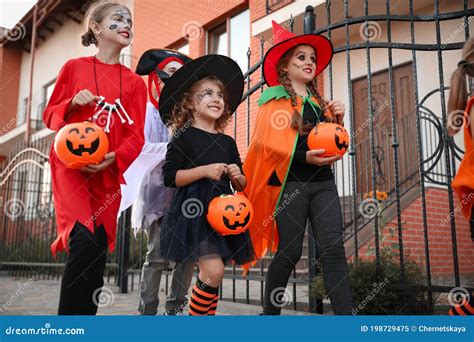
[307,122,349,157]
[207,194,253,236]
[54,122,109,169]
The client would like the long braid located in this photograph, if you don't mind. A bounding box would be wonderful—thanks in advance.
[307,78,331,122]
[277,69,312,135]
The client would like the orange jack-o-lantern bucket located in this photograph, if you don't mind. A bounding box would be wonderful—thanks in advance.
[206,194,253,236]
[307,122,349,157]
[54,122,109,169]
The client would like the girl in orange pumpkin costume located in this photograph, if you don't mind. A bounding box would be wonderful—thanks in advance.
[243,21,353,315]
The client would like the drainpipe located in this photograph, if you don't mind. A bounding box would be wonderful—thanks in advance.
[25,3,38,144]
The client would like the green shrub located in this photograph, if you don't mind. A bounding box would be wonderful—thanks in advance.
[310,252,434,314]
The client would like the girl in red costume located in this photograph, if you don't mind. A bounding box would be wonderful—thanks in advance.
[42,1,146,315]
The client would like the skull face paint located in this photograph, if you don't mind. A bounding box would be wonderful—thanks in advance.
[108,7,133,34]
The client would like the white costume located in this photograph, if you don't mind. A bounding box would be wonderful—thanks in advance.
[120,102,175,234]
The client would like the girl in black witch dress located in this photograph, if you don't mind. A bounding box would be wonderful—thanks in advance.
[159,55,255,315]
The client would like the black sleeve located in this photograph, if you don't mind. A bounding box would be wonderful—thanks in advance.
[293,149,307,164]
[228,136,244,175]
[163,132,188,187]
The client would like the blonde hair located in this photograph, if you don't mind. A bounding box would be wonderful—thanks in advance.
[277,44,329,135]
[170,76,232,134]
[81,1,130,47]
[448,38,474,114]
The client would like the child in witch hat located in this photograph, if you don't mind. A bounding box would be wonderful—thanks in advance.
[242,21,353,315]
[120,49,195,315]
[42,2,146,315]
[159,54,255,315]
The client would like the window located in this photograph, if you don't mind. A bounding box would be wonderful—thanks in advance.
[32,78,56,128]
[176,43,190,56]
[44,79,56,103]
[209,22,228,56]
[17,97,28,126]
[208,9,250,72]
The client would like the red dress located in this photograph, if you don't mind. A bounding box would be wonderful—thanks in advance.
[42,56,146,256]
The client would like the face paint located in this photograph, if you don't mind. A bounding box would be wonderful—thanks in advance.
[196,88,223,101]
[284,46,317,83]
[162,61,184,77]
[295,51,316,64]
[108,7,133,32]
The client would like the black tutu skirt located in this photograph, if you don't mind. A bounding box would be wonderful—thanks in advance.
[160,179,255,265]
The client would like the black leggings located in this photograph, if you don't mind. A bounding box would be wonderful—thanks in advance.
[263,180,353,315]
[58,222,108,315]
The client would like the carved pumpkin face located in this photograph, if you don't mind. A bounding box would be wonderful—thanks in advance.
[307,122,349,157]
[206,194,253,236]
[54,122,109,169]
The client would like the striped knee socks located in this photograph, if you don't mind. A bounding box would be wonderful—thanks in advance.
[449,296,474,315]
[189,278,219,316]
[208,294,219,315]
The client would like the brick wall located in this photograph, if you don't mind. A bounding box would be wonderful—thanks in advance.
[132,0,247,67]
[0,46,22,138]
[354,187,474,279]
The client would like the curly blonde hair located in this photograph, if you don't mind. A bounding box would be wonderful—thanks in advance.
[169,76,232,134]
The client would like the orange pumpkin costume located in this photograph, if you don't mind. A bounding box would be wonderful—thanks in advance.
[240,85,331,272]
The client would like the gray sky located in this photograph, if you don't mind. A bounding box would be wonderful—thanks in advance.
[0,0,37,29]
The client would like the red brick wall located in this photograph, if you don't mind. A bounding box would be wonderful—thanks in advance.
[0,46,22,137]
[251,0,294,22]
[132,0,247,66]
[355,187,474,278]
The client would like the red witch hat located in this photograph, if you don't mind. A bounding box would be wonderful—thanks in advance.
[263,21,333,87]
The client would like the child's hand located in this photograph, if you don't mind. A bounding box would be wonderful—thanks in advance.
[80,152,116,173]
[72,89,101,107]
[226,164,242,180]
[306,149,341,166]
[327,100,345,125]
[202,163,227,180]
